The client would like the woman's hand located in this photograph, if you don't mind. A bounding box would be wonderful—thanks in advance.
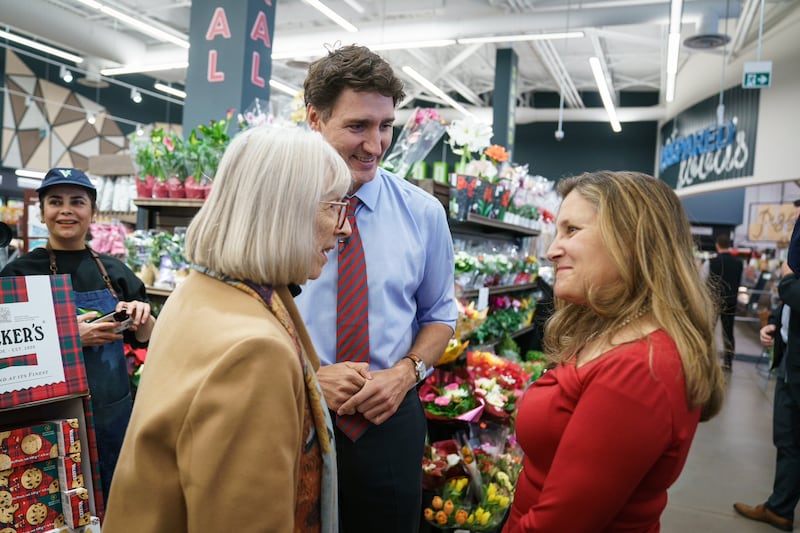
[760,324,776,347]
[117,300,151,331]
[77,312,122,347]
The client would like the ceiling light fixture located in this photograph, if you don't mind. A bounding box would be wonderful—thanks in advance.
[86,112,96,125]
[0,29,84,64]
[401,66,473,118]
[101,61,189,76]
[59,65,74,83]
[269,79,301,97]
[457,31,585,45]
[371,40,456,52]
[302,0,358,33]
[665,0,683,102]
[342,0,365,14]
[589,57,621,133]
[15,169,46,179]
[130,88,142,103]
[154,82,187,99]
[73,0,190,48]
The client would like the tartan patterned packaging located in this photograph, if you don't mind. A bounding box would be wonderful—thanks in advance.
[80,396,103,521]
[1,458,60,502]
[4,490,63,532]
[0,422,60,470]
[0,275,88,409]
[61,487,91,529]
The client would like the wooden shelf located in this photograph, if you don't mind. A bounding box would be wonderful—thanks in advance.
[461,213,541,236]
[146,286,173,297]
[97,211,137,225]
[460,282,539,299]
[133,198,205,209]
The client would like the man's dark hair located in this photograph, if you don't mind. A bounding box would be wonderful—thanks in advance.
[304,45,405,121]
[716,234,732,249]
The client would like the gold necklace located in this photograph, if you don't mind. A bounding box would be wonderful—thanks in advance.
[585,307,649,344]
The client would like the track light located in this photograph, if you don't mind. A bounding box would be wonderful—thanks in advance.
[131,88,142,103]
[60,65,73,83]
[136,124,144,136]
[86,112,96,125]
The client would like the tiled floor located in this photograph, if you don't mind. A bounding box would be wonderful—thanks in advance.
[661,319,793,532]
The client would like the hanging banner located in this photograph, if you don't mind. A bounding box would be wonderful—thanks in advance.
[658,86,759,191]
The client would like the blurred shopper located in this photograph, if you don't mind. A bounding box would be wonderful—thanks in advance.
[504,171,725,532]
[733,217,800,532]
[0,168,155,499]
[103,127,351,532]
[704,234,744,371]
[295,44,458,532]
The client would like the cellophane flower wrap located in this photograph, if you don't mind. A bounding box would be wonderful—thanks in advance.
[423,425,523,531]
[381,107,446,178]
[467,350,530,422]
[419,368,483,422]
[447,117,493,172]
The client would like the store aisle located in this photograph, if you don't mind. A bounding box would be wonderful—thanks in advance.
[661,321,791,532]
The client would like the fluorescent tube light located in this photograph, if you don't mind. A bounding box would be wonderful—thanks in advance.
[154,82,187,99]
[458,31,584,45]
[669,0,684,34]
[371,39,456,51]
[302,0,358,33]
[15,169,46,179]
[401,66,473,118]
[342,0,365,14]
[589,57,621,133]
[665,74,676,103]
[101,61,189,76]
[73,0,190,48]
[0,29,83,64]
[269,79,301,97]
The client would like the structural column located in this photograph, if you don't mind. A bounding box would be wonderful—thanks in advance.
[493,48,518,160]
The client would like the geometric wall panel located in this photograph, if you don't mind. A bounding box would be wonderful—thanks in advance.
[2,50,128,171]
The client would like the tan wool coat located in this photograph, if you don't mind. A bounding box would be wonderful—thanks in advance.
[102,271,323,532]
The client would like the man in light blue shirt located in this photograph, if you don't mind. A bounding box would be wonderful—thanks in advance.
[295,45,457,532]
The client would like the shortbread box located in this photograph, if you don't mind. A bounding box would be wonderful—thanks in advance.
[43,514,99,533]
[1,491,63,532]
[0,422,59,470]
[48,418,81,457]
[56,453,84,491]
[0,458,60,502]
[61,487,91,529]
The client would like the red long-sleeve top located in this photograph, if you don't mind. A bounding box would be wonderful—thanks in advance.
[503,330,701,533]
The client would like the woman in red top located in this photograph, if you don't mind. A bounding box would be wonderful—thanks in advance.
[503,171,725,533]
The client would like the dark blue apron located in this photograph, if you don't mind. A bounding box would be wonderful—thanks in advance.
[47,245,132,500]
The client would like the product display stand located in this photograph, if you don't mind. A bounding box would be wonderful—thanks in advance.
[1,275,103,531]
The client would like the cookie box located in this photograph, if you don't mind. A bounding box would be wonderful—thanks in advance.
[0,459,59,502]
[0,423,59,470]
[48,419,81,458]
[55,453,83,492]
[60,487,91,529]
[43,514,99,533]
[0,491,63,533]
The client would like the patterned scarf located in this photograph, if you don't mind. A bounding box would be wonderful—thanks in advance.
[202,270,337,532]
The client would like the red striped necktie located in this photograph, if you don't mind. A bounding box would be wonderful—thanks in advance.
[336,196,371,441]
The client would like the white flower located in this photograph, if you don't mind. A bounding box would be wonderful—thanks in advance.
[446,117,493,155]
[465,159,498,180]
[446,453,461,467]
[485,389,508,408]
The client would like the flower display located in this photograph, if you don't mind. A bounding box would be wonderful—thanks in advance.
[446,116,494,168]
[453,300,488,342]
[381,107,447,178]
[237,98,272,130]
[467,350,530,422]
[422,425,523,531]
[419,368,482,422]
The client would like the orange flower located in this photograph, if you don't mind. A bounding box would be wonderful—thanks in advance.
[484,144,509,163]
[432,496,444,510]
[455,509,469,525]
[436,510,449,525]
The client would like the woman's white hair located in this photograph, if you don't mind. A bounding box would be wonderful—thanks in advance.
[185,126,351,285]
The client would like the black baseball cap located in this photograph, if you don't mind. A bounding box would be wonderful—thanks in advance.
[36,168,96,199]
[789,216,800,273]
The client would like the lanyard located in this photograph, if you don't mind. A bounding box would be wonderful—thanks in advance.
[46,242,119,300]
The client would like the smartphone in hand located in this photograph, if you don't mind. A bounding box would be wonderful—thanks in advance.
[92,309,133,333]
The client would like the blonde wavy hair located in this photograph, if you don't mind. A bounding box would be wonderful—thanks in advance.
[543,171,725,421]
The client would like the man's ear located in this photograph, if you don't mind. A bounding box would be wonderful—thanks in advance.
[306,104,322,132]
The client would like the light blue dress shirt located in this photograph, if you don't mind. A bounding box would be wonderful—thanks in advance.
[296,168,457,369]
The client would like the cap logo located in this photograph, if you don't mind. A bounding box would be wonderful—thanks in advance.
[59,169,72,177]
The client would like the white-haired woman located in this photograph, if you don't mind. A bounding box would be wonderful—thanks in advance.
[103,127,352,533]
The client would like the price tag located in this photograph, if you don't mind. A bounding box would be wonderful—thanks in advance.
[477,287,489,311]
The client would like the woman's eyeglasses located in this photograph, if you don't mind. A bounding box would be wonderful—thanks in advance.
[321,200,349,230]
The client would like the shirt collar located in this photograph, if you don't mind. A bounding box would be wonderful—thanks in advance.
[349,168,383,212]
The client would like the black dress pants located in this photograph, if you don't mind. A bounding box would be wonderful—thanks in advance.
[334,388,427,533]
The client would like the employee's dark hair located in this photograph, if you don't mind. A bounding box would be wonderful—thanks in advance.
[716,234,732,249]
[304,44,405,121]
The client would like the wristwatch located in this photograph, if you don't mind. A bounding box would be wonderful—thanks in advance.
[403,353,427,384]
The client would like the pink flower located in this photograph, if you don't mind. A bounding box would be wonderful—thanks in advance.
[435,396,451,406]
[444,383,461,391]
[163,135,174,152]
[423,393,436,402]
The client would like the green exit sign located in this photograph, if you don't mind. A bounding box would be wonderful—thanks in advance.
[743,61,773,89]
